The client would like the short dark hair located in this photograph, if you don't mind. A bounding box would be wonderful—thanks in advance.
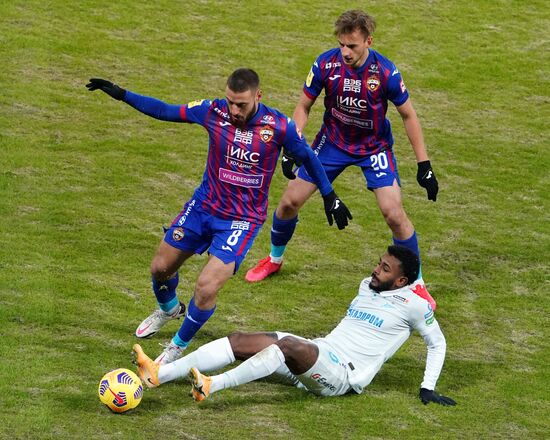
[226,68,260,93]
[334,10,376,39]
[387,245,420,285]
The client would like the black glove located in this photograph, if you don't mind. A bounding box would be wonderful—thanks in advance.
[322,191,352,230]
[416,160,438,201]
[419,388,456,406]
[281,151,303,180]
[86,78,126,100]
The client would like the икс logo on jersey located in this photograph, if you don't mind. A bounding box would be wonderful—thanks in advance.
[225,145,260,169]
[337,79,367,114]
[337,96,368,113]
[226,144,260,170]
[226,129,259,170]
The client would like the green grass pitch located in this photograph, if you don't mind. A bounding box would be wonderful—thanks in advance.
[0,1,548,438]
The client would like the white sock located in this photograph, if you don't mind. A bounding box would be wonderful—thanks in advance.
[269,255,283,264]
[158,337,235,384]
[273,362,300,386]
[209,344,285,394]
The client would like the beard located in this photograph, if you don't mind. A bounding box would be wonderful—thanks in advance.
[230,115,245,128]
[369,275,396,293]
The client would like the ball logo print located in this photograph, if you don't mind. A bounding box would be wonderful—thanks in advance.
[98,368,143,413]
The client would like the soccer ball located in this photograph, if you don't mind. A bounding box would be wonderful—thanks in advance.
[98,368,143,413]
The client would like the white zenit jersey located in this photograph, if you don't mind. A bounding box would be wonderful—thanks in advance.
[322,277,446,393]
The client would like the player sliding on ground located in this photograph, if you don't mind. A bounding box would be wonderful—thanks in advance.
[133,245,456,406]
[87,68,351,365]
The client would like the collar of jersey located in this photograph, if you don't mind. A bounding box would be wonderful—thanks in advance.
[339,49,374,75]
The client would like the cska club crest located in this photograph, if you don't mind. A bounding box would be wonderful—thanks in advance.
[366,76,380,92]
[172,227,184,241]
[260,125,274,143]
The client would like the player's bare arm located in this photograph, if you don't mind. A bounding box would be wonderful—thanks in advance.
[395,99,429,163]
[292,92,316,132]
[281,94,317,179]
[396,99,439,201]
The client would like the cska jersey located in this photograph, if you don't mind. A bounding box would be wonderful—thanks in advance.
[321,277,446,393]
[304,48,409,156]
[123,92,333,224]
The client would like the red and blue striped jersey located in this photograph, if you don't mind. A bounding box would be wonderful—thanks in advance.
[123,92,333,224]
[303,48,409,156]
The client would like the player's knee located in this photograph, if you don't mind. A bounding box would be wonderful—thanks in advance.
[195,275,216,295]
[150,258,172,281]
[382,206,408,228]
[277,196,301,218]
[276,336,302,360]
[193,280,218,308]
[227,332,248,357]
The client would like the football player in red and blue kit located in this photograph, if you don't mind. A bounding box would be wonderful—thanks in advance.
[86,68,351,365]
[246,11,439,310]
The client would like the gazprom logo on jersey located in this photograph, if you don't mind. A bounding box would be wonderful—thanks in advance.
[347,307,384,328]
[219,168,263,188]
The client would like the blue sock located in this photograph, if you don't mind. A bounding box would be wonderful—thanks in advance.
[152,273,179,313]
[393,232,423,279]
[271,245,286,258]
[270,214,298,258]
[171,333,188,348]
[175,297,216,347]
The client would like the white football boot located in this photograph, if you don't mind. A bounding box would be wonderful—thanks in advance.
[135,302,186,338]
[154,341,186,365]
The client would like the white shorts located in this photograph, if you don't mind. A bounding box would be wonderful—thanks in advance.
[275,332,352,397]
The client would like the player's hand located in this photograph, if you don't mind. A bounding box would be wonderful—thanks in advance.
[281,151,303,180]
[419,388,456,406]
[322,191,352,230]
[86,78,126,100]
[416,160,439,201]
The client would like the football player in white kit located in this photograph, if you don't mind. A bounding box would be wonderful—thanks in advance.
[133,245,455,406]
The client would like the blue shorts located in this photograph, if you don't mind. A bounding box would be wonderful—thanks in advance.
[163,199,262,273]
[297,135,401,190]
